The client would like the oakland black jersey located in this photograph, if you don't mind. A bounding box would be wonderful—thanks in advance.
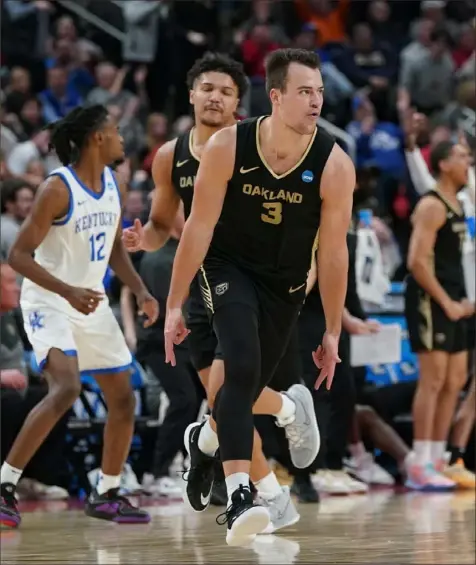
[171,129,199,219]
[410,189,466,292]
[207,116,335,290]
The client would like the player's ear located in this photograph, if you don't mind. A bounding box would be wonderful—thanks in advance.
[189,89,195,106]
[269,88,280,105]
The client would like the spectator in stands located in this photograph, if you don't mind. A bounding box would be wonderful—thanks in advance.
[335,23,397,118]
[399,19,434,84]
[39,66,82,124]
[347,95,405,179]
[399,27,454,116]
[0,179,35,260]
[87,62,135,111]
[141,113,169,175]
[241,23,282,81]
[441,80,476,148]
[233,0,289,46]
[4,67,33,116]
[6,129,57,184]
[451,22,475,69]
[17,97,46,140]
[294,0,348,47]
[366,0,404,50]
[0,260,69,500]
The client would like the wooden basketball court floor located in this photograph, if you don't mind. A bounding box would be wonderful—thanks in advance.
[1,490,474,564]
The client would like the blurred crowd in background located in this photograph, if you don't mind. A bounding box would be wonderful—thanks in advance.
[1,0,475,502]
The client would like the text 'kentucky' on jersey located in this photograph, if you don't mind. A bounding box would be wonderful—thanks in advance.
[21,165,121,308]
[208,116,334,286]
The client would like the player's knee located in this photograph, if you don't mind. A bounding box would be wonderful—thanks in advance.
[356,405,378,427]
[442,368,467,394]
[419,367,446,394]
[51,377,81,410]
[109,390,136,421]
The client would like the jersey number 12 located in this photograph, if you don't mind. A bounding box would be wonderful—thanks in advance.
[89,232,106,261]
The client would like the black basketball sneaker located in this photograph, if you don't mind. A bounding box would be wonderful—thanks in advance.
[85,488,150,524]
[0,483,21,529]
[182,421,217,512]
[216,484,270,546]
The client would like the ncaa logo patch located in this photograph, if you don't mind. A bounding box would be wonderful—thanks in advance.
[301,170,314,183]
[215,282,228,296]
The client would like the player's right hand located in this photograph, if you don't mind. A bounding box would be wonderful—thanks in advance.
[444,299,467,321]
[64,287,104,315]
[312,331,341,390]
[164,306,190,367]
[122,218,144,252]
[460,298,475,317]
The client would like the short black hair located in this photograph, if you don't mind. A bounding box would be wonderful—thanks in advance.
[265,48,321,94]
[186,52,248,100]
[46,104,109,165]
[1,179,34,213]
[430,26,451,45]
[430,140,454,175]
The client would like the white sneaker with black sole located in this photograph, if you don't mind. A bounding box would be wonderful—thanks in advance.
[217,485,270,547]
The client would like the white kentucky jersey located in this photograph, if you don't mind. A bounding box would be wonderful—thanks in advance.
[21,165,121,308]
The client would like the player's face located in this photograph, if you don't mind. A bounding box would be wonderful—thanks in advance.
[270,62,324,135]
[445,144,470,187]
[190,72,240,127]
[97,115,125,165]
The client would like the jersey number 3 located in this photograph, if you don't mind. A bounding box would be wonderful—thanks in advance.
[261,202,282,225]
[89,232,106,261]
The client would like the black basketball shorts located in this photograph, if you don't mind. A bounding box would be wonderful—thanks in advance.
[198,257,302,388]
[405,280,468,354]
[186,279,221,372]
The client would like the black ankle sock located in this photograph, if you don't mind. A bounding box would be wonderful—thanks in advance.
[448,445,465,465]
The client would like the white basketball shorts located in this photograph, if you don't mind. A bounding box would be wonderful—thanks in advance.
[22,301,132,375]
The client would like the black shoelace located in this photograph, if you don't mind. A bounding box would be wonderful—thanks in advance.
[215,485,250,526]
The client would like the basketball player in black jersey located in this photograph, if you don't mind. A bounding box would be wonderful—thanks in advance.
[164,48,355,544]
[404,140,474,490]
[122,53,302,535]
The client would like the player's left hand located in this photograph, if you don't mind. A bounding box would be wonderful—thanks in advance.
[364,318,381,333]
[312,331,341,390]
[137,290,159,327]
[164,307,190,366]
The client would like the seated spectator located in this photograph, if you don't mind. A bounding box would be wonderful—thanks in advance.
[294,0,348,47]
[141,113,168,175]
[17,97,46,139]
[0,261,69,499]
[366,0,405,51]
[346,96,405,179]
[399,19,434,86]
[452,23,475,70]
[4,67,33,116]
[336,23,397,89]
[399,27,454,116]
[0,179,35,260]
[6,129,59,185]
[241,23,282,82]
[38,66,82,124]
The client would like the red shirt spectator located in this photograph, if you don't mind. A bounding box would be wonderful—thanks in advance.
[241,25,280,79]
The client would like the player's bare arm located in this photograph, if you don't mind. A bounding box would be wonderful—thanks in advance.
[167,126,236,310]
[122,140,180,252]
[407,196,465,320]
[317,144,355,337]
[110,174,159,326]
[8,176,102,314]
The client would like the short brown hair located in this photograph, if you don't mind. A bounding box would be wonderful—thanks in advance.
[265,48,321,94]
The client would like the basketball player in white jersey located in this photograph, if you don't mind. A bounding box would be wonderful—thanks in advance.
[0,105,158,529]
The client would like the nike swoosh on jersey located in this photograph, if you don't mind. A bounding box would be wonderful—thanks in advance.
[176,160,189,167]
[289,283,306,293]
[240,166,260,174]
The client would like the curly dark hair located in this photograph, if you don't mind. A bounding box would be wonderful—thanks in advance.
[186,52,248,100]
[46,104,109,165]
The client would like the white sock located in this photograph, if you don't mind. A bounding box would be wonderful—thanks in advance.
[413,440,432,465]
[0,463,23,487]
[225,472,250,505]
[255,471,282,498]
[430,441,446,463]
[96,472,121,495]
[274,393,296,425]
[349,442,367,461]
[197,419,219,456]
